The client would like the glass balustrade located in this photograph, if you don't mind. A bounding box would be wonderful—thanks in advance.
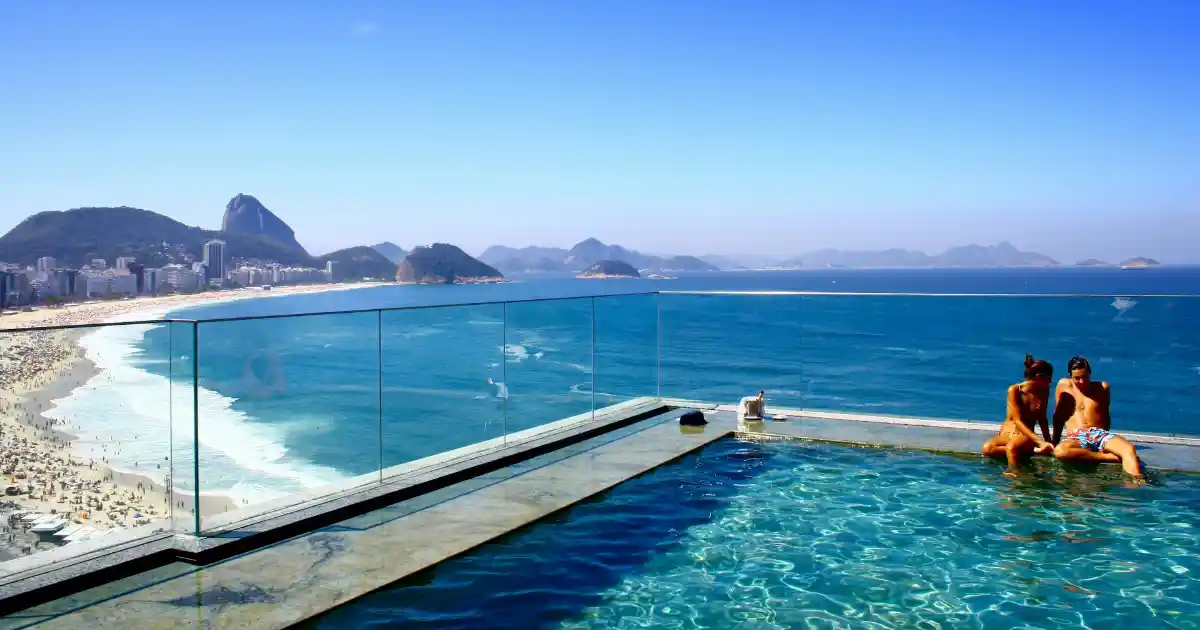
[0,289,1194,563]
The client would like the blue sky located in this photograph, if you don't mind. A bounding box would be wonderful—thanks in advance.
[2,1,1197,262]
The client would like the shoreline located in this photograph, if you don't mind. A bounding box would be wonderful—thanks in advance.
[0,280,389,331]
[0,282,380,560]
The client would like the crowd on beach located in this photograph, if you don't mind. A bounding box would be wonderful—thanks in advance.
[0,369,171,557]
[0,284,365,560]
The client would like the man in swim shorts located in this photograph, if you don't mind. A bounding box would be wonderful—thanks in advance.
[1051,356,1144,479]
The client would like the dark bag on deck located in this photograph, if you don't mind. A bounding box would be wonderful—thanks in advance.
[679,410,708,426]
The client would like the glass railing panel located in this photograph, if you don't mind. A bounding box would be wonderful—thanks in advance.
[659,293,806,408]
[502,297,595,442]
[166,321,197,534]
[0,319,181,568]
[194,311,381,532]
[380,304,505,475]
[593,294,658,411]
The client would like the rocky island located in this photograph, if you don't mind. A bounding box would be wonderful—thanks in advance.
[395,243,504,284]
[577,260,640,279]
[1074,258,1112,267]
[1119,257,1161,269]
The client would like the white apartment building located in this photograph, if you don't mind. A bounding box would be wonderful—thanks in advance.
[163,264,202,292]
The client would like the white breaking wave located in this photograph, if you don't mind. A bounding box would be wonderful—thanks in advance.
[503,344,530,362]
[41,306,349,506]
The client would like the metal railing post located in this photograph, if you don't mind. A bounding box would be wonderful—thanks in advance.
[191,321,200,535]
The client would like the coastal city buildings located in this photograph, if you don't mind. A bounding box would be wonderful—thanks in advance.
[1,238,337,308]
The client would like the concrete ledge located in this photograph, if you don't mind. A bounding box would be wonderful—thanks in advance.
[703,405,1200,473]
[727,406,1200,447]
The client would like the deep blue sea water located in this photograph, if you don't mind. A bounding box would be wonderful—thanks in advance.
[48,268,1200,508]
[303,438,1200,630]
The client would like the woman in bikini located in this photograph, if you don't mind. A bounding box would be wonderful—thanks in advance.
[982,355,1055,474]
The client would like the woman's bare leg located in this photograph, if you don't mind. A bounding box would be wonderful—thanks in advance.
[982,435,1009,459]
[1005,434,1033,471]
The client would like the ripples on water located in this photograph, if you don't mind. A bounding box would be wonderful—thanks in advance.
[305,439,1200,629]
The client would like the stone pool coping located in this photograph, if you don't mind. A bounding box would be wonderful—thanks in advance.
[4,401,1198,627]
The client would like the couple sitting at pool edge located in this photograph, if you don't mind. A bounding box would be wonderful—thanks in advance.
[981,355,1144,479]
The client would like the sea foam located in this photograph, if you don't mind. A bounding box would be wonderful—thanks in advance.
[43,305,348,506]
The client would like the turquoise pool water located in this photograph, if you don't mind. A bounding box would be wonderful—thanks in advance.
[307,439,1200,629]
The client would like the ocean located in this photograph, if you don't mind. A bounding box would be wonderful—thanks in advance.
[44,268,1200,508]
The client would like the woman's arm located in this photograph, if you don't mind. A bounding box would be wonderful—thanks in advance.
[1038,415,1052,443]
[1009,386,1050,445]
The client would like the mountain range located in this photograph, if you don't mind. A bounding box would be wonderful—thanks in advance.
[0,196,398,281]
[479,238,719,274]
[779,242,1059,268]
[371,242,408,264]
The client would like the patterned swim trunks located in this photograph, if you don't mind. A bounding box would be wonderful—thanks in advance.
[1065,427,1116,452]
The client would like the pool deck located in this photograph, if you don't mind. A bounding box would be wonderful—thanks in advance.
[4,400,1198,628]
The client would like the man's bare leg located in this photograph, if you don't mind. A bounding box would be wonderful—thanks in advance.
[1101,436,1144,477]
[1054,440,1121,464]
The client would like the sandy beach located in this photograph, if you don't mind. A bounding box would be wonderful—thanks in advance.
[0,282,381,561]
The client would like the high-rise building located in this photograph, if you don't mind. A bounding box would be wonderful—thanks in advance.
[36,257,57,273]
[91,258,107,270]
[144,268,161,294]
[108,274,137,296]
[50,269,77,298]
[128,263,146,293]
[115,257,137,271]
[203,240,226,282]
[0,272,14,309]
[325,260,336,282]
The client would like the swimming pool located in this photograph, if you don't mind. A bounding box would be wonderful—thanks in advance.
[304,439,1200,629]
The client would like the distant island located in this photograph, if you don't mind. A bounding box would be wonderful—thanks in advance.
[1119,257,1160,269]
[396,243,504,284]
[475,239,1175,272]
[577,260,640,279]
[480,238,718,274]
[780,242,1059,269]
